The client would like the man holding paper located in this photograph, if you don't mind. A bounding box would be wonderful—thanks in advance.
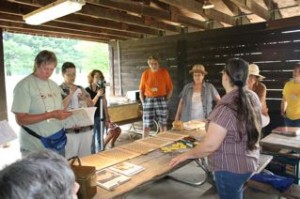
[60,62,95,159]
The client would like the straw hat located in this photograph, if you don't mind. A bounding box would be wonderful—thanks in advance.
[248,64,265,79]
[189,64,208,75]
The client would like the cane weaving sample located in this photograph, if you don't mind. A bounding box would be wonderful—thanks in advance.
[156,131,187,141]
[120,141,158,155]
[100,148,140,162]
[138,137,173,147]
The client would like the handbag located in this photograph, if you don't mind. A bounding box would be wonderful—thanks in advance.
[69,156,97,199]
[22,126,67,151]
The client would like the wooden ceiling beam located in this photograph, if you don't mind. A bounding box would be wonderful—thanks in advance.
[3,28,108,43]
[80,4,181,32]
[262,0,282,20]
[87,0,206,29]
[159,0,235,26]
[0,12,141,40]
[8,0,180,32]
[230,0,269,20]
[222,0,251,25]
[2,0,160,36]
[0,21,114,42]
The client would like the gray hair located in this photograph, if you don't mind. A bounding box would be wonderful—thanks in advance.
[33,50,57,72]
[0,150,75,199]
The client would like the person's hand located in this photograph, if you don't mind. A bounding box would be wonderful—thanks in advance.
[97,89,105,97]
[169,153,188,168]
[51,110,72,120]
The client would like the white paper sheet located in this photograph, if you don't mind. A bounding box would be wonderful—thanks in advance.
[62,107,97,129]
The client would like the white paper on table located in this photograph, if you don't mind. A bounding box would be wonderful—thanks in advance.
[62,107,97,129]
[0,120,17,145]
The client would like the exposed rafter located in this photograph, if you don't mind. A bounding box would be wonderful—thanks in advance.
[0,0,299,43]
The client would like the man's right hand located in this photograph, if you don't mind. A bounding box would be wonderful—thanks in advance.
[51,110,72,120]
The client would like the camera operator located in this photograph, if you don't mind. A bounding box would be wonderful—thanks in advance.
[86,69,110,153]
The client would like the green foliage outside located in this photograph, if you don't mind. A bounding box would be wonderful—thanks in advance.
[3,32,109,76]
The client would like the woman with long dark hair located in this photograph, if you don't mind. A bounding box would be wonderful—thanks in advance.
[170,58,262,199]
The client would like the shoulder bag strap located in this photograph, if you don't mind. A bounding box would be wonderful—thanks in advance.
[22,126,42,139]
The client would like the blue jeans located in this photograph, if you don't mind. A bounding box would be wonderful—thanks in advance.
[214,171,252,199]
[91,117,105,154]
[284,117,300,127]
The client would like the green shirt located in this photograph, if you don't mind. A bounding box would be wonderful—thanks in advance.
[11,74,64,152]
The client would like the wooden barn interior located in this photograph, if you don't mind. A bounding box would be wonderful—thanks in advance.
[1,0,300,132]
[1,1,300,198]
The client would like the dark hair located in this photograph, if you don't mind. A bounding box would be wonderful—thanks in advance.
[0,150,75,199]
[87,69,104,86]
[61,62,76,74]
[294,63,300,70]
[147,55,159,62]
[33,50,57,72]
[224,58,260,150]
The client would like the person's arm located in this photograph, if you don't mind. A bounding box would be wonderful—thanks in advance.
[92,89,104,106]
[103,96,111,126]
[165,70,173,101]
[79,88,93,107]
[175,98,184,121]
[169,122,227,168]
[281,96,287,117]
[139,91,145,104]
[62,91,74,109]
[166,89,173,101]
[14,110,72,126]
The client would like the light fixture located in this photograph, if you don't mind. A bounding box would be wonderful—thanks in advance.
[203,0,214,9]
[23,0,86,25]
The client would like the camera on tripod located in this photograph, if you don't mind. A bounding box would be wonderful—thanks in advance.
[97,79,107,89]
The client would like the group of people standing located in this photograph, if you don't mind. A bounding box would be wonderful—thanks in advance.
[11,50,116,159]
[139,55,299,199]
[8,49,300,199]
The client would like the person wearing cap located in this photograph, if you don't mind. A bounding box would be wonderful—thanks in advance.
[139,55,173,138]
[175,64,220,122]
[247,63,269,127]
[281,63,300,127]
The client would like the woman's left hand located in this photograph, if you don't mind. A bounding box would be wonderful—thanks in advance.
[169,153,189,168]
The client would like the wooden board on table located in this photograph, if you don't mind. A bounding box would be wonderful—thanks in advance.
[156,131,188,141]
[79,154,120,170]
[100,148,140,162]
[137,137,173,147]
[120,141,158,155]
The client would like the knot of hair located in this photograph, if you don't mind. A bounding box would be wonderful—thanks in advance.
[234,80,244,87]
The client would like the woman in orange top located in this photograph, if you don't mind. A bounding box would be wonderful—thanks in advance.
[139,56,173,138]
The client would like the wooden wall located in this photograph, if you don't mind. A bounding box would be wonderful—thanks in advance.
[0,29,7,121]
[109,23,300,133]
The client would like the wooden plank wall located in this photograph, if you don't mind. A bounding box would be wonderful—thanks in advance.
[110,23,300,133]
[0,28,7,121]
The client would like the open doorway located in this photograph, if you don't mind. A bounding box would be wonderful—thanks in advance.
[1,32,109,168]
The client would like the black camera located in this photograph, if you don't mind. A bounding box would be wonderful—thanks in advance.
[97,80,107,89]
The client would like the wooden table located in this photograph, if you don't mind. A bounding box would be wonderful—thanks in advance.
[91,129,272,199]
[260,133,300,152]
[92,129,203,199]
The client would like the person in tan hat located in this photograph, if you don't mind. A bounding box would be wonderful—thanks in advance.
[174,64,220,122]
[247,63,269,127]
